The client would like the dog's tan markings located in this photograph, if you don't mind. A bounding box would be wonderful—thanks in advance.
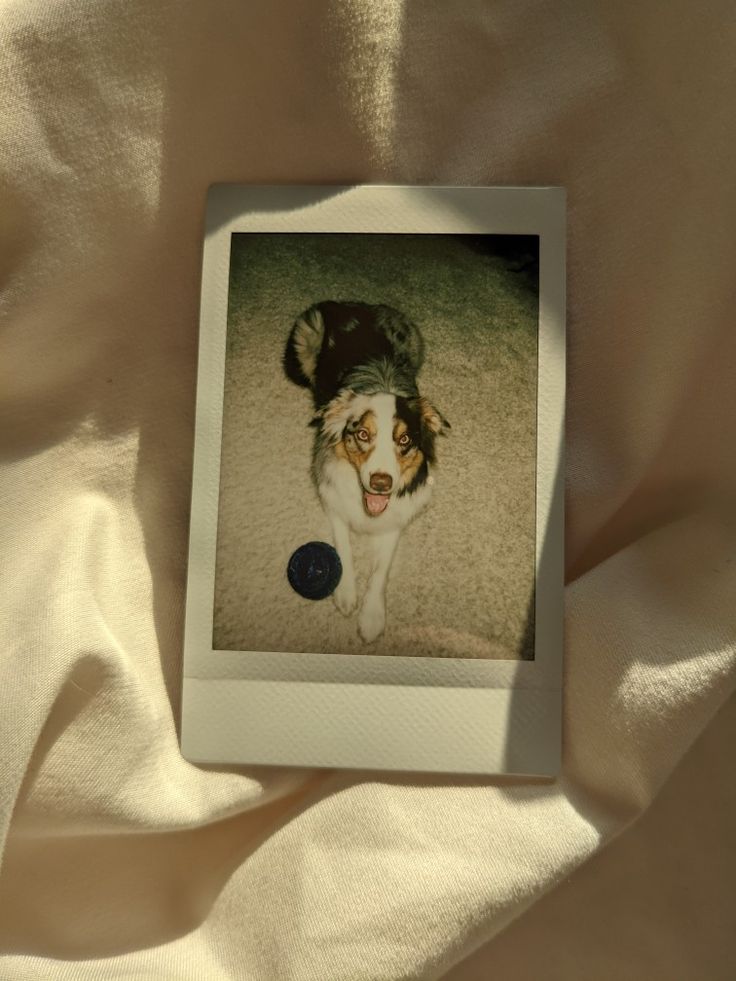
[393,419,424,489]
[398,451,423,488]
[355,410,378,440]
[415,396,445,435]
[333,439,349,462]
[337,409,377,472]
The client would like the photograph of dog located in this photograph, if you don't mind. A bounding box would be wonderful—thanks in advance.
[213,232,539,659]
[284,301,449,642]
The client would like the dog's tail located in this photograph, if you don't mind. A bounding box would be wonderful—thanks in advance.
[284,304,324,389]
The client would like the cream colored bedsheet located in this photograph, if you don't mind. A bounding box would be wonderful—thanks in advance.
[1,2,734,978]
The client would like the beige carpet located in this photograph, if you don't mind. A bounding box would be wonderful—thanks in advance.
[214,233,538,658]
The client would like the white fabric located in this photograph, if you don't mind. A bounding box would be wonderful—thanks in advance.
[0,2,734,978]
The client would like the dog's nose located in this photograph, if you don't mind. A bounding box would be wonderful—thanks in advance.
[369,472,393,493]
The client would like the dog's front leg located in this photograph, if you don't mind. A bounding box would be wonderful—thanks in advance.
[359,529,400,643]
[330,514,357,615]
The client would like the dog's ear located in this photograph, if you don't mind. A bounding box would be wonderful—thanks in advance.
[412,396,450,436]
[315,390,357,442]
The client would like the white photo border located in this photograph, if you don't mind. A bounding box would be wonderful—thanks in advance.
[181,184,565,775]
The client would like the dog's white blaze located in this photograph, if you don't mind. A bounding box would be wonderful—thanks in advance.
[319,454,432,536]
[361,393,399,491]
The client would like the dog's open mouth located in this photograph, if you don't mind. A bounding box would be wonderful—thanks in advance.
[363,492,390,517]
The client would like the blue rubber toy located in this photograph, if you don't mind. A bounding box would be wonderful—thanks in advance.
[287,541,342,600]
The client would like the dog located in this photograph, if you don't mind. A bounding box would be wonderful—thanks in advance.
[285,300,449,642]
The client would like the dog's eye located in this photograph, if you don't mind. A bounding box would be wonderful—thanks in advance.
[398,433,411,447]
[356,428,370,442]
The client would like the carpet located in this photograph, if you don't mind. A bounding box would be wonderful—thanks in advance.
[214,232,539,658]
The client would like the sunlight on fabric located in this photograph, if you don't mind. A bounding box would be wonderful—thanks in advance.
[328,0,405,167]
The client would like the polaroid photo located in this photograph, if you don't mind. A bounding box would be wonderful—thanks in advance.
[181,184,565,775]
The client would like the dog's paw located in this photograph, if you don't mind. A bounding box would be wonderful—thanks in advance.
[358,597,385,643]
[333,577,357,616]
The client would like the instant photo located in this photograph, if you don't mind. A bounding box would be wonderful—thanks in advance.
[181,185,565,775]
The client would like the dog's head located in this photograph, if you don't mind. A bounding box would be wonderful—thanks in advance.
[318,390,449,517]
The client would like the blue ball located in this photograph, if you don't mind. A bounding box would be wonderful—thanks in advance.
[287,541,342,600]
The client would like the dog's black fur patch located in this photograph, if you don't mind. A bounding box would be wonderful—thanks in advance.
[285,300,425,409]
[285,300,447,497]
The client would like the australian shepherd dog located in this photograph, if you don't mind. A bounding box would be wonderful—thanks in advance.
[285,300,449,642]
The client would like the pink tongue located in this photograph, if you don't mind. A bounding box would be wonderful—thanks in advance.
[364,492,390,516]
